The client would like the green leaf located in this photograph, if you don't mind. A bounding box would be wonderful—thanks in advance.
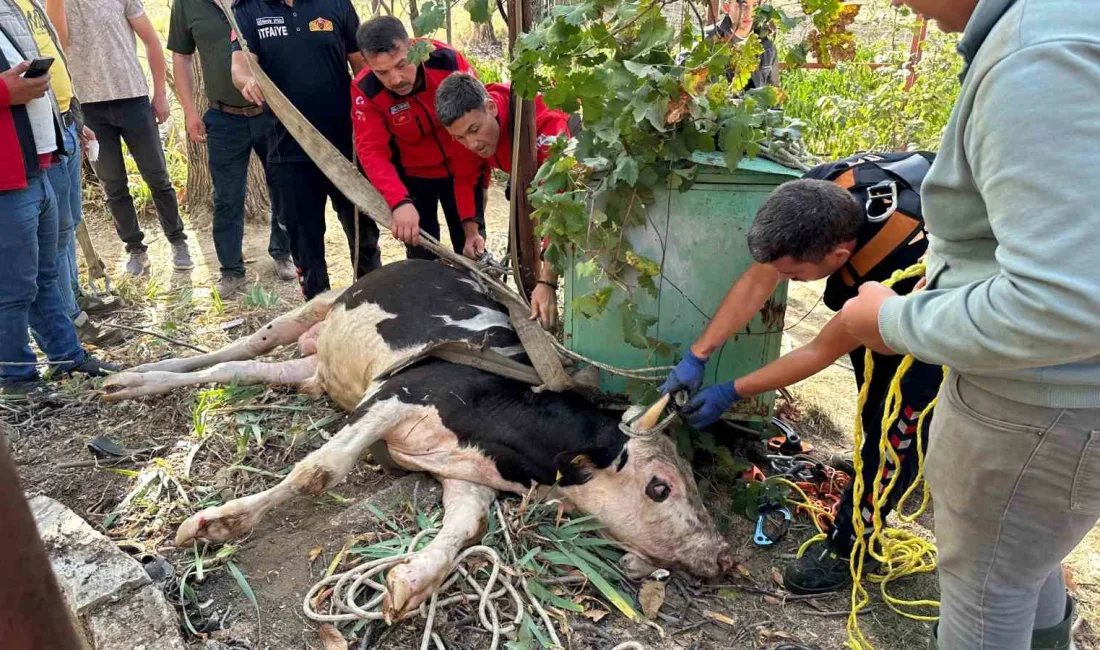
[406,38,434,64]
[226,561,261,634]
[552,541,639,621]
[611,154,639,186]
[527,579,585,613]
[518,546,542,569]
[619,301,658,350]
[623,60,657,78]
[623,251,660,278]
[573,287,614,318]
[574,258,600,279]
[464,0,492,23]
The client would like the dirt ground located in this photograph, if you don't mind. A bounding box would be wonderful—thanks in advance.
[7,185,1100,650]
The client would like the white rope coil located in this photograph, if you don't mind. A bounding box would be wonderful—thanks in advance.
[303,530,526,650]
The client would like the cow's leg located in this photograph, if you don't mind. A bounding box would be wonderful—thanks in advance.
[174,393,399,545]
[384,478,497,621]
[103,356,319,402]
[126,289,341,375]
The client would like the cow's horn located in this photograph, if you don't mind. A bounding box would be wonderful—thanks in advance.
[636,394,670,431]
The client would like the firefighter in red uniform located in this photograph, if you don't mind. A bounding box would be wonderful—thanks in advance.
[352,17,486,261]
[436,72,575,329]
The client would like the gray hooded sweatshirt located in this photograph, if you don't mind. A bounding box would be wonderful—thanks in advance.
[878,0,1100,408]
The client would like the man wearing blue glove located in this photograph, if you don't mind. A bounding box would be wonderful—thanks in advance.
[662,156,943,596]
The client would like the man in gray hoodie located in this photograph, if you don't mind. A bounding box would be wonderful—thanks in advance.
[842,1,1100,648]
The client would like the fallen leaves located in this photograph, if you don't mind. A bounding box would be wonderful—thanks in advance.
[318,624,348,650]
[581,608,609,623]
[308,545,323,564]
[639,579,666,619]
[704,610,737,626]
[770,566,785,589]
[756,628,798,646]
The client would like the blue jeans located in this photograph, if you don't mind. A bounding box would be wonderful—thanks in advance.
[46,120,83,319]
[205,107,290,278]
[0,174,86,384]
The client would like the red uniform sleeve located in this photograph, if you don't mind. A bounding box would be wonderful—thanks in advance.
[447,143,486,221]
[446,47,481,220]
[351,81,412,210]
[0,78,11,108]
[534,109,571,167]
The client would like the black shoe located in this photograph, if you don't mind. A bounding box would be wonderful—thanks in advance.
[77,292,123,316]
[0,378,44,395]
[64,356,120,378]
[783,539,877,595]
[73,313,125,348]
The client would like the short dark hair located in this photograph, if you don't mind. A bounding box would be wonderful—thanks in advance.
[747,178,864,263]
[436,73,490,127]
[357,16,409,56]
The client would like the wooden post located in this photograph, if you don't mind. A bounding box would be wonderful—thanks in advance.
[507,0,539,298]
[0,424,88,650]
[904,17,929,91]
[446,0,453,42]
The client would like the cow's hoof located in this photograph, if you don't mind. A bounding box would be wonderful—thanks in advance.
[383,549,450,622]
[102,371,174,402]
[175,505,255,547]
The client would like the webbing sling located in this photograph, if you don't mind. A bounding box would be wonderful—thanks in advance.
[215,0,574,393]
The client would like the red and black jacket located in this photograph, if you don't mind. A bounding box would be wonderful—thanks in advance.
[485,82,575,173]
[0,41,44,191]
[352,40,486,220]
[485,83,576,255]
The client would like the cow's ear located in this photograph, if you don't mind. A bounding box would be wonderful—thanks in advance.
[554,447,614,486]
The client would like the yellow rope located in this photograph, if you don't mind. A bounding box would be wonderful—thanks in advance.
[843,263,947,650]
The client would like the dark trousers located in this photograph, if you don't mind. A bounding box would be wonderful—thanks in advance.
[204,108,291,278]
[827,349,943,555]
[267,160,380,299]
[402,175,486,261]
[82,96,186,253]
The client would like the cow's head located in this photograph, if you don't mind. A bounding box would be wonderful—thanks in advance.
[555,396,736,579]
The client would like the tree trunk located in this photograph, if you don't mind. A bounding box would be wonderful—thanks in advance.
[182,53,271,229]
[472,20,496,43]
[183,55,213,226]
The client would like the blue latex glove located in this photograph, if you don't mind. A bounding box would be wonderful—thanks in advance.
[659,350,708,396]
[681,381,741,429]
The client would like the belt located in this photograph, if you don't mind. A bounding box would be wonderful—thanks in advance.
[212,102,264,118]
[60,110,75,128]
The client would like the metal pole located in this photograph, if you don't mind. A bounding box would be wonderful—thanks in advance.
[0,424,88,650]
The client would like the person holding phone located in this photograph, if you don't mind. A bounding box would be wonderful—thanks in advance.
[6,0,124,348]
[0,14,119,393]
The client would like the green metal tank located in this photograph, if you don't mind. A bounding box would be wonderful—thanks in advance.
[564,153,802,423]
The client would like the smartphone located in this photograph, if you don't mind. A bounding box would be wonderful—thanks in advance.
[23,57,54,79]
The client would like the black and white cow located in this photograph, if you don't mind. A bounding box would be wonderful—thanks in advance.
[104,260,735,619]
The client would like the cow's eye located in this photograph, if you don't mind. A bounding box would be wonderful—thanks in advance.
[645,477,671,503]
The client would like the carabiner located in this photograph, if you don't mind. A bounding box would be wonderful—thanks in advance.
[753,505,792,547]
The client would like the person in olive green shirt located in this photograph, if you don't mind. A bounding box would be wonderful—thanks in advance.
[167,0,295,298]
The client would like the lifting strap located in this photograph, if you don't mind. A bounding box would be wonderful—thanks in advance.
[215,0,574,393]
